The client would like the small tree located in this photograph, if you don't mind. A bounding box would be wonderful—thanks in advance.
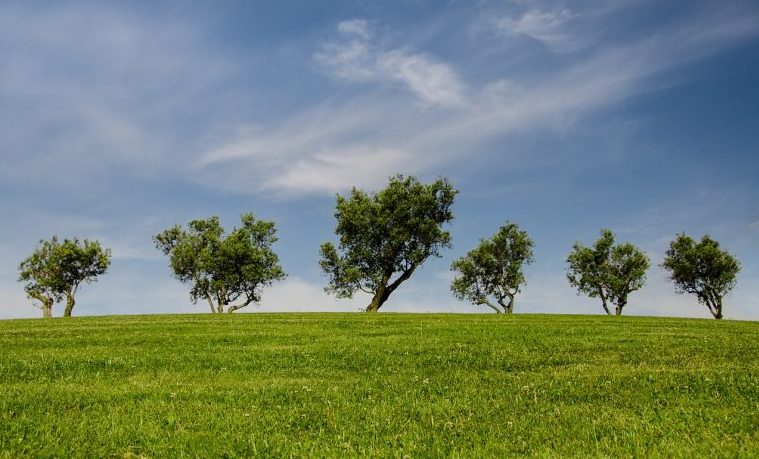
[56,238,112,317]
[661,233,739,320]
[450,222,534,314]
[320,175,457,312]
[18,237,66,318]
[566,229,649,316]
[154,213,286,313]
[18,237,111,318]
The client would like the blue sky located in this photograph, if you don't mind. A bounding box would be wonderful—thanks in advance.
[1,0,757,319]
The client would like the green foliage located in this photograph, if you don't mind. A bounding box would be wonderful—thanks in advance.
[17,237,66,317]
[566,229,649,316]
[18,237,111,317]
[320,175,457,312]
[0,314,757,457]
[154,213,286,313]
[661,233,740,319]
[450,222,534,313]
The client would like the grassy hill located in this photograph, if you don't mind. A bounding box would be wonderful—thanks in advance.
[0,313,756,457]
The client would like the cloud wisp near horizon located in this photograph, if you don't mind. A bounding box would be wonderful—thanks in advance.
[1,0,757,319]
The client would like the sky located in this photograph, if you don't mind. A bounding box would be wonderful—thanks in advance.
[1,0,757,320]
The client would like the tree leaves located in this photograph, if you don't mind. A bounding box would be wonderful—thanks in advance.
[17,237,111,317]
[450,222,534,313]
[320,175,457,311]
[154,213,286,313]
[661,233,740,319]
[566,229,649,316]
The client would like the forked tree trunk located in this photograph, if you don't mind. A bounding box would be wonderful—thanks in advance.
[615,304,624,316]
[365,289,387,312]
[63,291,75,317]
[365,277,390,312]
[711,297,723,320]
[497,296,515,314]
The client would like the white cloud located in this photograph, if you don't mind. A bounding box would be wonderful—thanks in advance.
[256,277,359,312]
[314,19,467,107]
[495,8,582,52]
[377,50,466,107]
[337,18,371,39]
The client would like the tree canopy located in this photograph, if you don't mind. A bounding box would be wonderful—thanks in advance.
[661,233,739,319]
[450,222,534,314]
[566,229,649,316]
[18,237,111,317]
[320,175,457,312]
[154,213,286,313]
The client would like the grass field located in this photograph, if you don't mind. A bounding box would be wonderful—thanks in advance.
[0,313,757,457]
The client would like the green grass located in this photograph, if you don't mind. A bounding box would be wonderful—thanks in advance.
[0,313,757,458]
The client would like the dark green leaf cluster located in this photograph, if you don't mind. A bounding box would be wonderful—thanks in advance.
[566,229,649,316]
[661,233,740,319]
[18,237,111,317]
[450,222,534,313]
[154,213,286,313]
[319,175,457,311]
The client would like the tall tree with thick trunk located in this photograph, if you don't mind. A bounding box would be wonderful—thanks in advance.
[450,222,534,314]
[154,213,286,313]
[320,175,457,312]
[661,233,739,319]
[566,229,649,316]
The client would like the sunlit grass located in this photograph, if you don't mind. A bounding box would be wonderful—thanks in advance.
[0,313,756,457]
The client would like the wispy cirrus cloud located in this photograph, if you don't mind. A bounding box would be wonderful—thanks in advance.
[199,6,759,197]
[314,19,467,107]
[494,8,583,52]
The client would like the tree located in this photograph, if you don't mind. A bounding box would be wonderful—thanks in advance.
[566,229,649,316]
[450,222,534,314]
[18,237,111,318]
[320,175,457,312]
[57,238,112,317]
[18,237,66,318]
[154,213,286,313]
[661,233,740,320]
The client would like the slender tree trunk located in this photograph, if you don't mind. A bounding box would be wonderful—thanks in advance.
[599,290,611,315]
[506,295,515,314]
[615,304,623,316]
[205,295,217,313]
[42,300,52,319]
[63,291,75,317]
[480,299,501,313]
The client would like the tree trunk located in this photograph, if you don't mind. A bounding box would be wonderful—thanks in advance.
[599,290,611,315]
[615,305,623,316]
[365,289,386,312]
[63,291,75,317]
[32,293,53,318]
[205,296,217,313]
[506,295,515,314]
[712,297,723,320]
[480,299,501,313]
[42,300,52,319]
[365,275,391,312]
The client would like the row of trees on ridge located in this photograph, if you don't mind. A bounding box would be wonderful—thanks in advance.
[17,175,740,319]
